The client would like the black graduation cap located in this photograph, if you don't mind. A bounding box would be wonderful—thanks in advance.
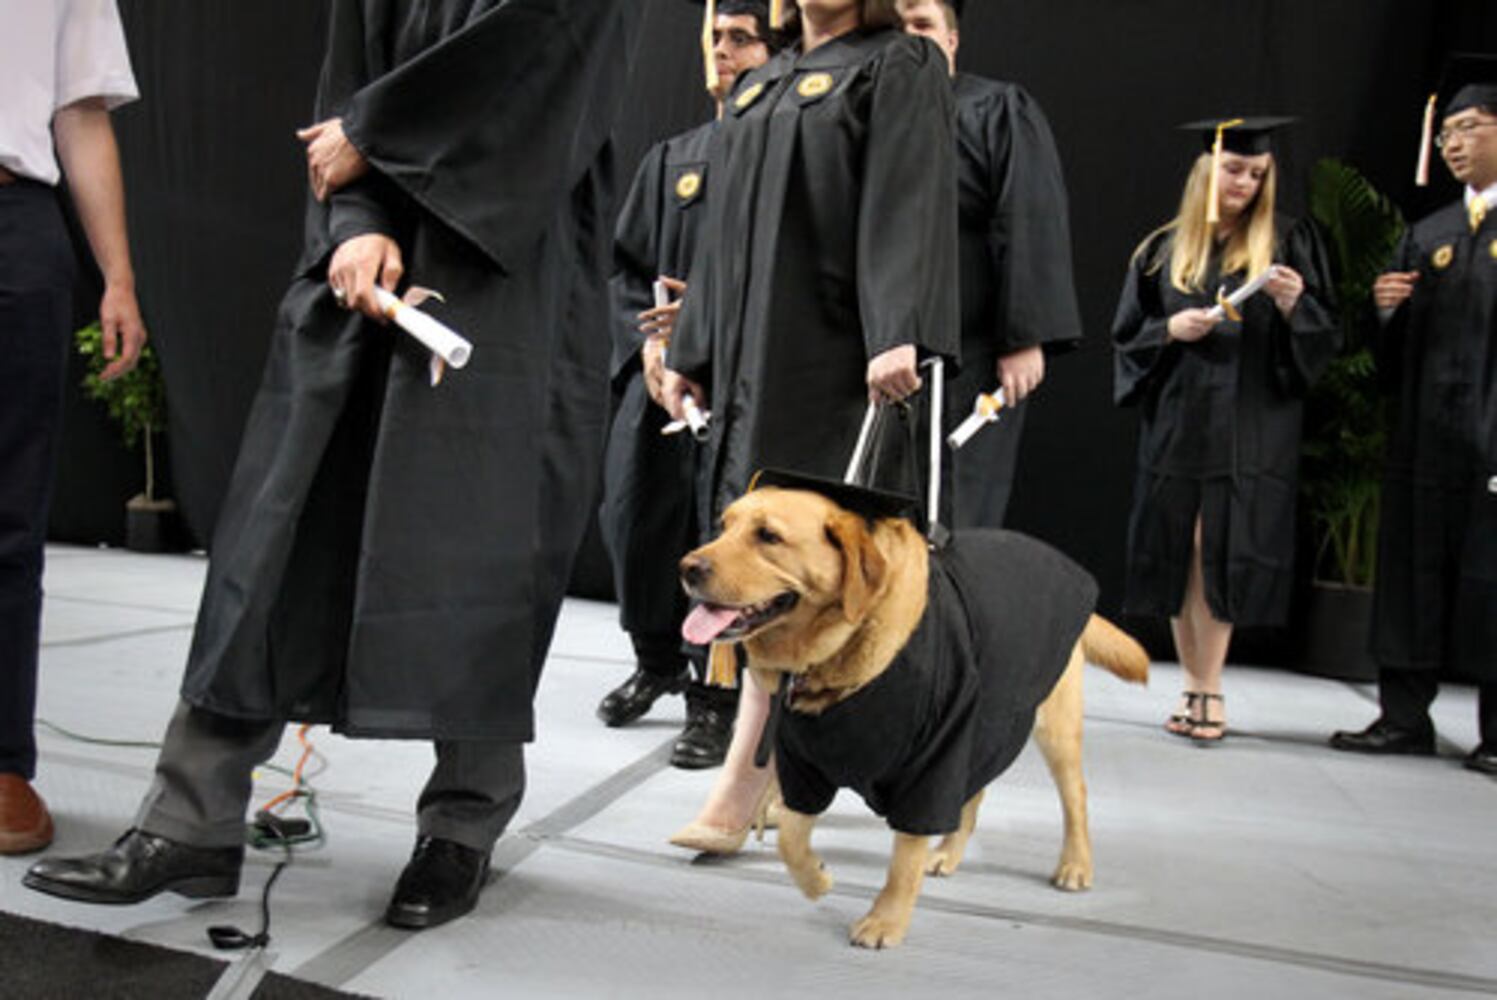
[684,0,774,18]
[1179,116,1295,156]
[748,468,921,524]
[1416,53,1497,186]
[1440,52,1497,117]
[1178,116,1294,223]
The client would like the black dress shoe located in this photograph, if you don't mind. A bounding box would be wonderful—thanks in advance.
[596,667,689,727]
[670,690,735,770]
[385,836,490,930]
[23,829,241,905]
[1329,718,1436,756]
[1464,744,1497,776]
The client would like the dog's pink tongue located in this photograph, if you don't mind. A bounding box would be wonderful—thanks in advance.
[682,604,739,645]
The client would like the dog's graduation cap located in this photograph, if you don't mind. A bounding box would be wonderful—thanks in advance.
[748,468,922,525]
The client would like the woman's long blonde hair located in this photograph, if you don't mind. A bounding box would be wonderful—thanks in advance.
[1136,152,1278,293]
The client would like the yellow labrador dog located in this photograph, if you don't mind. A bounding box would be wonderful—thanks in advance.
[681,481,1148,949]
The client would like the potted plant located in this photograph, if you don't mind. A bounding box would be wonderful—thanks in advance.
[1297,158,1405,679]
[75,322,183,552]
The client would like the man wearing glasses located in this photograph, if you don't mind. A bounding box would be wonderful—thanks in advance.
[595,1,779,768]
[1331,56,1497,777]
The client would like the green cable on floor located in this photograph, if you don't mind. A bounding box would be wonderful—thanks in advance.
[35,716,328,851]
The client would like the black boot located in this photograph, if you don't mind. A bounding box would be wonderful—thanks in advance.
[24,829,242,904]
[670,685,736,769]
[385,836,490,930]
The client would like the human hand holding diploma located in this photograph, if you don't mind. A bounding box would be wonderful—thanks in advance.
[373,287,474,387]
[947,388,1007,450]
[1206,266,1279,322]
[654,277,712,441]
[661,393,710,441]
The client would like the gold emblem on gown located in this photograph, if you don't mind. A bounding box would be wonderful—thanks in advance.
[1432,244,1454,270]
[1489,239,1497,260]
[734,81,765,110]
[675,171,702,201]
[797,72,833,98]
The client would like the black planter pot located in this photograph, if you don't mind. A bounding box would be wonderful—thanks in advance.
[125,495,188,554]
[1296,582,1377,681]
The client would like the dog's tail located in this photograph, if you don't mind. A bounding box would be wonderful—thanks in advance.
[1080,614,1149,684]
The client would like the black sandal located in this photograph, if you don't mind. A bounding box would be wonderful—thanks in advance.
[1188,693,1227,745]
[1165,692,1202,737]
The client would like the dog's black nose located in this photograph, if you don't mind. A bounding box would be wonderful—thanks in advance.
[680,555,711,588]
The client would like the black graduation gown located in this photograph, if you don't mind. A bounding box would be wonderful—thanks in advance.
[670,29,960,521]
[775,530,1097,836]
[1370,201,1497,679]
[944,74,1082,529]
[179,0,640,741]
[1111,218,1339,626]
[598,123,715,640]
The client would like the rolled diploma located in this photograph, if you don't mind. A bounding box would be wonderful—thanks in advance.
[1206,266,1276,321]
[681,393,710,441]
[947,387,1007,450]
[375,288,474,375]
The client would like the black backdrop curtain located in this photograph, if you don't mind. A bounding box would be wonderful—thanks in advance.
[49,1,1497,647]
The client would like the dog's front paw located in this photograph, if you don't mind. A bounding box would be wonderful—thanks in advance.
[791,862,834,901]
[849,910,909,949]
[925,844,964,877]
[1051,859,1093,892]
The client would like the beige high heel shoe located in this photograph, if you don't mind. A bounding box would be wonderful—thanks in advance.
[668,774,781,856]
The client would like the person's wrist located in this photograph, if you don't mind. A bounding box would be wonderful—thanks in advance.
[103,272,137,295]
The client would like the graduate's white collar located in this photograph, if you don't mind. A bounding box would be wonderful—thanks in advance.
[1464,182,1497,209]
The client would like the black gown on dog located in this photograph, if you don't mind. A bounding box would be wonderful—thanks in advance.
[775,529,1098,836]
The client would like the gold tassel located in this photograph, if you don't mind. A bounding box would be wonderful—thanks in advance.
[707,642,739,688]
[770,0,784,30]
[1415,92,1436,187]
[1205,118,1243,226]
[702,0,719,95]
[1216,288,1243,323]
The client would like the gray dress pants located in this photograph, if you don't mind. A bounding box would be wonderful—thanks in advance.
[134,699,524,853]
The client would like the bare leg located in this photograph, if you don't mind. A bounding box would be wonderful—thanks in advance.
[1165,613,1199,734]
[850,831,930,949]
[1177,517,1231,737]
[687,676,775,830]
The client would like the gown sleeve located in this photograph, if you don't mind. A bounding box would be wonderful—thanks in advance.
[1271,216,1342,395]
[1372,229,1418,393]
[984,87,1083,355]
[607,141,667,386]
[295,1,408,270]
[857,36,960,362]
[1111,234,1175,407]
[338,0,635,274]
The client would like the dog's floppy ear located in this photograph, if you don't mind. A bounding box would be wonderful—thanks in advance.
[825,511,886,623]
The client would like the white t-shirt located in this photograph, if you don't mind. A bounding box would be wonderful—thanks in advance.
[0,0,139,185]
